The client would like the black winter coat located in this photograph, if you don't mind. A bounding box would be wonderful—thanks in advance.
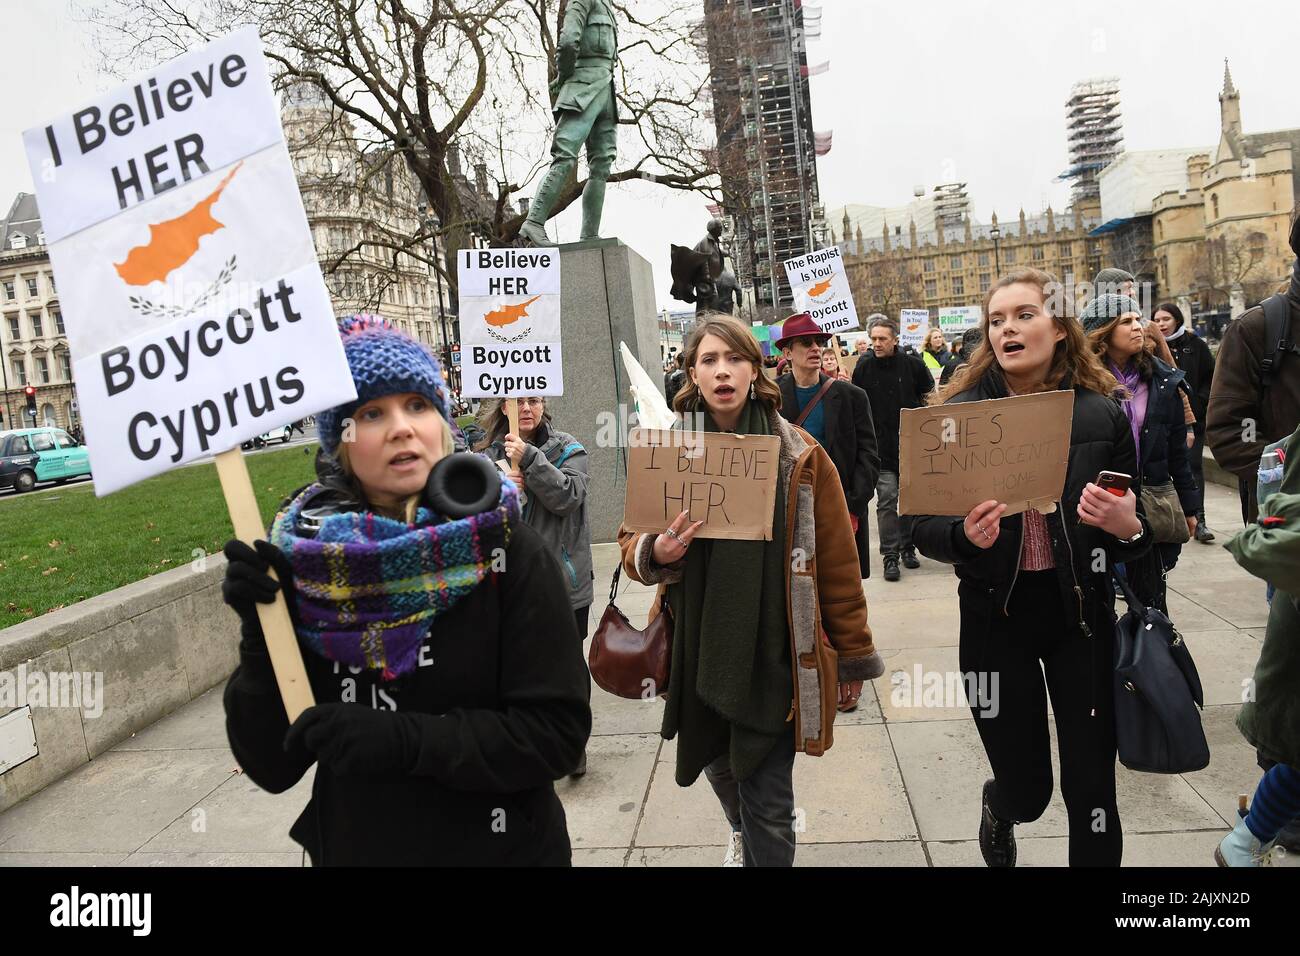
[1130,356,1198,517]
[912,371,1153,643]
[851,350,934,472]
[777,372,880,514]
[223,521,592,866]
[1164,329,1215,426]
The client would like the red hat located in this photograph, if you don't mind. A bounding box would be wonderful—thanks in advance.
[773,312,830,350]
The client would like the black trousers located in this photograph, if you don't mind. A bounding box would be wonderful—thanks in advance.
[574,605,590,641]
[960,571,1122,866]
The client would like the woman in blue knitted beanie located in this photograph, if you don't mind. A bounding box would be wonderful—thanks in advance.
[220,315,592,866]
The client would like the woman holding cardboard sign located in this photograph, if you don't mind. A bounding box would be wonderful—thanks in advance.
[915,270,1153,868]
[617,313,884,868]
[221,315,591,866]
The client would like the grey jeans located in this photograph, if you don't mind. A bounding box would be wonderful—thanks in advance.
[704,734,797,866]
[876,470,914,555]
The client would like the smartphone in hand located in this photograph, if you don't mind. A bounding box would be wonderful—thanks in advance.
[1096,470,1132,497]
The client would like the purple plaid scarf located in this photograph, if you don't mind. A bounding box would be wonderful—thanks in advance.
[269,481,519,680]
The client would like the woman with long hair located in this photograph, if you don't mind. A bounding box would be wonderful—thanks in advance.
[618,314,883,867]
[477,395,594,775]
[221,315,591,865]
[1080,295,1198,612]
[915,270,1153,867]
[922,327,956,377]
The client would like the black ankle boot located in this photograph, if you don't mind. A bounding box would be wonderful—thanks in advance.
[883,554,901,581]
[1195,513,1215,543]
[979,779,1016,867]
[901,547,920,569]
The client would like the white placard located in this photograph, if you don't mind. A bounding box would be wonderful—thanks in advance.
[938,305,982,334]
[783,245,859,335]
[458,248,562,397]
[899,309,930,352]
[23,28,355,495]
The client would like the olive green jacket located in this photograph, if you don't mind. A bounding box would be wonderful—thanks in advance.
[1226,423,1300,766]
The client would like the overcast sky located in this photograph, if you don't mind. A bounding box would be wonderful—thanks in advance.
[2,0,1296,313]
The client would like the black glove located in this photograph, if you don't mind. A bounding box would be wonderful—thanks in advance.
[283,703,414,776]
[221,539,296,640]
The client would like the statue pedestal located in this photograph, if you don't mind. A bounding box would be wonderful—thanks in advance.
[548,238,662,543]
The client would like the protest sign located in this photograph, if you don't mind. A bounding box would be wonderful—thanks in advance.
[898,391,1074,517]
[23,28,342,719]
[899,309,930,351]
[458,248,562,398]
[623,428,781,540]
[22,27,355,497]
[749,323,773,357]
[938,306,982,334]
[783,245,859,334]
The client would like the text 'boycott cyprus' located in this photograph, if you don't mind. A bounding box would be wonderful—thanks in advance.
[100,279,306,463]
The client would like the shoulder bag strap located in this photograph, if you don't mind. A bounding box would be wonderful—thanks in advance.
[794,376,836,427]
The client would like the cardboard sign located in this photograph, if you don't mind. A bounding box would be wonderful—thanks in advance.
[22,28,355,495]
[783,246,859,335]
[458,248,561,398]
[623,428,781,541]
[938,306,982,334]
[898,391,1074,517]
[899,309,930,352]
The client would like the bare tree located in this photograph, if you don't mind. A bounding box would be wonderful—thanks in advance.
[1191,228,1277,310]
[846,251,923,318]
[82,0,718,297]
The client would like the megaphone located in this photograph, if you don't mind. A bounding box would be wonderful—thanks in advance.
[424,452,502,519]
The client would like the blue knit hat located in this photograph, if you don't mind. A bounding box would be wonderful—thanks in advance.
[1078,294,1143,335]
[317,314,450,456]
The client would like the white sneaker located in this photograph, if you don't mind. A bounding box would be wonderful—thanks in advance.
[722,830,744,867]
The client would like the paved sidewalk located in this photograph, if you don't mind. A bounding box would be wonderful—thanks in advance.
[0,482,1267,866]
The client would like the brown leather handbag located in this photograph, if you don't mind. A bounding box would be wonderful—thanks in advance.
[588,563,673,700]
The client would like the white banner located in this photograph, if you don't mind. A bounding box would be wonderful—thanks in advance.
[23,28,355,495]
[783,245,859,335]
[938,305,982,334]
[458,248,562,397]
[899,309,930,352]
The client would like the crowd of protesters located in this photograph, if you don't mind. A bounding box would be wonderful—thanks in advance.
[217,209,1300,869]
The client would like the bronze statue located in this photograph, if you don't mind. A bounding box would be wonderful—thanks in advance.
[518,0,619,246]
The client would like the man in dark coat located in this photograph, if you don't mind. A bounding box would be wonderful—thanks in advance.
[852,315,935,580]
[775,312,880,579]
[1207,213,1300,523]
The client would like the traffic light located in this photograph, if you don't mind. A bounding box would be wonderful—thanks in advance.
[24,385,36,420]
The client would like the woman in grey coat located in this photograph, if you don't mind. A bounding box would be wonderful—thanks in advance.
[479,397,594,776]
[478,398,594,634]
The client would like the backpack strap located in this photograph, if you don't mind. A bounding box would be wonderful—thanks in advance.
[1259,293,1292,390]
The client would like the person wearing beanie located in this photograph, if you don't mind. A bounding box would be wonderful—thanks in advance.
[1208,209,1300,524]
[1081,295,1198,615]
[1093,267,1135,299]
[914,268,1151,867]
[221,314,591,866]
[1154,302,1217,542]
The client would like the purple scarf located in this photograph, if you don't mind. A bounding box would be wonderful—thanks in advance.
[1109,359,1148,457]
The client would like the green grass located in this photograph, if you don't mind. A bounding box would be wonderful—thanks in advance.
[0,443,321,630]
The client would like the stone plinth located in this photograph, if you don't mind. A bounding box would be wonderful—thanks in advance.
[545,239,662,543]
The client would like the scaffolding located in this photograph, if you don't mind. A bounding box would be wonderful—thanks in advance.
[932,183,970,230]
[1058,77,1123,208]
[704,0,820,314]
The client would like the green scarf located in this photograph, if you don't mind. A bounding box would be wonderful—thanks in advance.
[663,400,791,785]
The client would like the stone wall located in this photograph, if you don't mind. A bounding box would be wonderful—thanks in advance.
[0,556,237,813]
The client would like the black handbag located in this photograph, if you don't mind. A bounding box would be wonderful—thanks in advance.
[1111,568,1209,773]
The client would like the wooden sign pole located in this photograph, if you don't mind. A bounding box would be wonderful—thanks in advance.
[506,398,521,467]
[214,447,315,722]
